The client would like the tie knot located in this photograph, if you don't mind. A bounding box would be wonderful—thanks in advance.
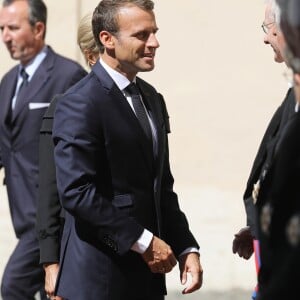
[125,82,140,96]
[20,68,29,82]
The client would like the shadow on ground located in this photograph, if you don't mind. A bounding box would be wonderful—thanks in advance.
[15,288,253,300]
[166,288,252,300]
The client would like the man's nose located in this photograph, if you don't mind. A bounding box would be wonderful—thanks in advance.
[147,33,160,48]
[2,27,11,43]
[263,34,270,45]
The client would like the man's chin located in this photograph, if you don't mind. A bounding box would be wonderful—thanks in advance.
[10,53,21,61]
[139,64,155,72]
[274,54,284,64]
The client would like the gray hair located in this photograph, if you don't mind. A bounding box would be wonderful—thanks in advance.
[277,0,300,73]
[265,0,281,26]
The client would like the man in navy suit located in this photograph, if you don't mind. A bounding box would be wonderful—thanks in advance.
[0,0,86,299]
[53,0,203,299]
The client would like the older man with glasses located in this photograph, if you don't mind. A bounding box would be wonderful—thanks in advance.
[252,0,300,298]
[232,0,296,299]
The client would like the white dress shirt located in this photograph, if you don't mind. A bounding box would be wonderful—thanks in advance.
[12,46,48,109]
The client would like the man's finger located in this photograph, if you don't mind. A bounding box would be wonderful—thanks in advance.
[181,269,187,285]
[182,270,202,294]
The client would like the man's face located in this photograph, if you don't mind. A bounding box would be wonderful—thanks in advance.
[263,4,285,63]
[108,5,159,79]
[0,0,42,65]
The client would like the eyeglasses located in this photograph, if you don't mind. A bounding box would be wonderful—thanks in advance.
[261,21,275,34]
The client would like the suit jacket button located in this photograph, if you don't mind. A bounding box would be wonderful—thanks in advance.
[260,203,272,235]
[286,214,300,246]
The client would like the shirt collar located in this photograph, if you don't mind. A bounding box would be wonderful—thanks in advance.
[20,46,48,81]
[99,58,136,91]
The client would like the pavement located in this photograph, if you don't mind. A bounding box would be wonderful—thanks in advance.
[0,169,254,299]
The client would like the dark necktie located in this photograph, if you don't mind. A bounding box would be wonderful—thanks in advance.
[13,68,29,110]
[125,83,153,142]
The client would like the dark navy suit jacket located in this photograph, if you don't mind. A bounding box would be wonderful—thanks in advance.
[53,62,199,299]
[0,46,87,238]
[243,88,296,236]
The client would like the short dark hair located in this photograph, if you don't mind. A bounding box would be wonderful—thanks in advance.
[92,0,154,53]
[3,0,47,38]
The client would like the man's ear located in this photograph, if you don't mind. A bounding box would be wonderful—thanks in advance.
[99,31,115,50]
[33,21,45,40]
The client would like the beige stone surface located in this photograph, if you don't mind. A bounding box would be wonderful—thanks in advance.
[0,0,290,298]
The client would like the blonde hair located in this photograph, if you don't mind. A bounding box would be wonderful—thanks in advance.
[77,12,99,66]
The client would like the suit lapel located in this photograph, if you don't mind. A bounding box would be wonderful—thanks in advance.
[137,80,166,236]
[92,64,155,172]
[113,84,155,172]
[246,108,283,196]
[137,79,164,172]
[1,67,18,126]
[12,47,55,122]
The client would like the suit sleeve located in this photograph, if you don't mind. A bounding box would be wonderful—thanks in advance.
[243,101,281,236]
[158,95,199,257]
[68,68,88,89]
[36,62,87,263]
[36,96,63,264]
[53,92,144,256]
[243,88,294,236]
[0,146,3,170]
[243,102,282,236]
[0,78,3,170]
[0,146,4,185]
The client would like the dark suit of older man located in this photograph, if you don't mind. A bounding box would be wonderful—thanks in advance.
[256,106,300,299]
[243,88,296,235]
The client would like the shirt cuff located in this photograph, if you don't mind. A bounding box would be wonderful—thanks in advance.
[179,247,200,257]
[131,229,153,254]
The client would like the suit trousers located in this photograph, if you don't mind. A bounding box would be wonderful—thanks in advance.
[1,235,47,300]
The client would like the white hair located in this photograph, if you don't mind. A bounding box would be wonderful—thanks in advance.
[265,0,282,25]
